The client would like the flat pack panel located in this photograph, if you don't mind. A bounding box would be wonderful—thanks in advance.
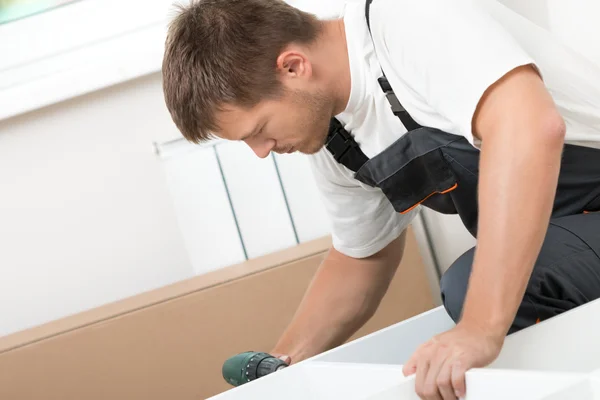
[464,369,584,400]
[207,300,600,400]
[208,362,405,400]
[273,153,331,242]
[313,307,455,365]
[304,363,406,399]
[491,298,600,373]
[216,142,297,259]
[210,363,584,400]
[540,378,599,400]
[162,146,246,275]
[365,375,420,400]
[368,369,583,400]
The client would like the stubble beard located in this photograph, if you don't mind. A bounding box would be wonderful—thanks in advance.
[295,90,333,155]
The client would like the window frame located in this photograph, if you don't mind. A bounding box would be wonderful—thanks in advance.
[0,0,177,121]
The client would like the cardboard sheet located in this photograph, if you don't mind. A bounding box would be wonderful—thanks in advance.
[0,228,435,399]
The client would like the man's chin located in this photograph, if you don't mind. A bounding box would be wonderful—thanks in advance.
[294,128,329,155]
[301,135,330,155]
[297,144,324,155]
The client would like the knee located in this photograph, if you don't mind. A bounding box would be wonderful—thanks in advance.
[440,247,476,323]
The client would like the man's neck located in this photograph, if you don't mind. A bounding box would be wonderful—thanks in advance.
[315,19,351,116]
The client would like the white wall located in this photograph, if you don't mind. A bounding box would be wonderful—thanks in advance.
[0,74,194,337]
[0,72,335,337]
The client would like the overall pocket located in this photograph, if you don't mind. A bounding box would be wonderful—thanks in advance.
[354,128,460,214]
[379,148,458,214]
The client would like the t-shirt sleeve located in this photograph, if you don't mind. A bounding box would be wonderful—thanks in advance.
[308,151,417,259]
[377,0,537,143]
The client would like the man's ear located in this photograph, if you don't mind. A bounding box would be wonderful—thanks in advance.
[276,50,312,81]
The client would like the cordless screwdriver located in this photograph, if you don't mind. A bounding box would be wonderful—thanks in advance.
[222,352,289,386]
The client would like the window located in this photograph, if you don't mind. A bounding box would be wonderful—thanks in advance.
[0,0,80,25]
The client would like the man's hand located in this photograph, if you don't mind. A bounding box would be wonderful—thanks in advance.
[402,321,504,400]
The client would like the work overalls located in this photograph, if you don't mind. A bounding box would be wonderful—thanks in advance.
[325,0,600,333]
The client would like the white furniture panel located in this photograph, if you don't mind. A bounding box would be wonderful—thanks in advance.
[368,369,581,400]
[210,362,406,400]
[209,299,600,399]
[542,378,600,400]
[463,369,583,400]
[209,362,585,400]
[273,153,331,243]
[315,298,600,375]
[314,307,455,365]
[365,376,419,400]
[161,145,246,275]
[541,369,600,400]
[491,299,600,373]
[216,142,297,259]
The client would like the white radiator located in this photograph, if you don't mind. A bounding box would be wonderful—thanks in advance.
[156,139,332,276]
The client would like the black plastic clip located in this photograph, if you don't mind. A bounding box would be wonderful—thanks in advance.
[325,119,368,173]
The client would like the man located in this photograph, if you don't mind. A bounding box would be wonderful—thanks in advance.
[162,0,600,398]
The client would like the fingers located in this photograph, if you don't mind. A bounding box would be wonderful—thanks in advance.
[404,339,436,377]
[418,348,452,400]
[451,360,467,398]
[422,357,466,400]
[415,358,438,400]
[416,356,464,400]
[271,353,291,365]
[403,358,417,377]
[434,358,456,400]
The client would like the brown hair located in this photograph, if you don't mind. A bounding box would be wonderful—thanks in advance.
[162,0,322,143]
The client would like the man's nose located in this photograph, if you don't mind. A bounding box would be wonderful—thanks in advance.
[246,138,275,158]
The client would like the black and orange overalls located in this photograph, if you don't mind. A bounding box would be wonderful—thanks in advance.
[324,0,600,334]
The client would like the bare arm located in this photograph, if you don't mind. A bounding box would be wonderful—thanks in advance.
[461,64,566,336]
[404,65,567,398]
[271,232,407,363]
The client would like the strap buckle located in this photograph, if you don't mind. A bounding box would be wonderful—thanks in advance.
[326,123,360,163]
[378,77,406,114]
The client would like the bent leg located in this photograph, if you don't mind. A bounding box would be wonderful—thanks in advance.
[440,213,600,334]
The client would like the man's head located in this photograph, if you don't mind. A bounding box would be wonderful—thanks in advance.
[162,0,345,157]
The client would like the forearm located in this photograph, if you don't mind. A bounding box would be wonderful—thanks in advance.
[271,262,377,363]
[272,234,405,363]
[462,108,565,336]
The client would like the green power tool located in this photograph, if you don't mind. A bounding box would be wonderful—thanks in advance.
[222,352,289,386]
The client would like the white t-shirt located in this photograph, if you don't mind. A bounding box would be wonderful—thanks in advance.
[308,0,600,259]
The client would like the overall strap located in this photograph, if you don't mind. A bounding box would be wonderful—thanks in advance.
[325,0,422,174]
[365,0,422,131]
